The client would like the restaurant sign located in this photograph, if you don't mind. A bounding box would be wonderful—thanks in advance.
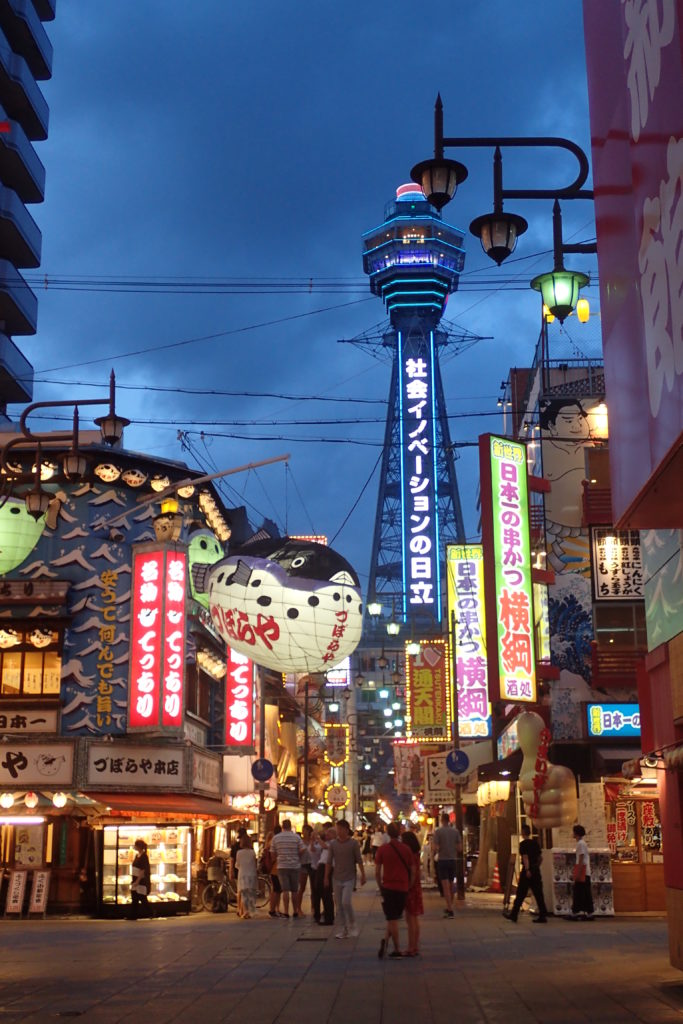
[0,707,58,736]
[129,545,187,732]
[0,741,75,787]
[591,529,643,600]
[85,742,187,789]
[405,639,451,741]
[446,544,491,738]
[587,703,641,739]
[480,435,537,704]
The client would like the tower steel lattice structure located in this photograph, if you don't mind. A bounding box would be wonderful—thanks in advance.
[362,183,467,638]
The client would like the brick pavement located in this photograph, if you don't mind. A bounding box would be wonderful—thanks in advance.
[0,882,681,1023]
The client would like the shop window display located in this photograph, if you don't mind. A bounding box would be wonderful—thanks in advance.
[0,627,61,697]
[101,824,191,917]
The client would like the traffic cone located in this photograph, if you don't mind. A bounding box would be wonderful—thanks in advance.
[489,863,502,893]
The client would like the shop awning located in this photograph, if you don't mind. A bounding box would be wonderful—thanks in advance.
[477,748,523,783]
[83,792,230,819]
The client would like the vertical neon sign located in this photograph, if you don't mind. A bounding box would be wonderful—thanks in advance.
[489,437,536,703]
[129,546,187,731]
[446,544,491,738]
[399,330,440,620]
[225,647,254,747]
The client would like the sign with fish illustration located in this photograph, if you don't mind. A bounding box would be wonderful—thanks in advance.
[192,538,363,673]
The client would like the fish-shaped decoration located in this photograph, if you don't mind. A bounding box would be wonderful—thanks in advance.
[192,538,362,673]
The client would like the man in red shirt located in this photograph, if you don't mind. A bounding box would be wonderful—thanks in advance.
[375,821,415,958]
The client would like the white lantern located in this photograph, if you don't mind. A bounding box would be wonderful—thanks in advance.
[195,538,362,673]
[24,791,39,809]
[52,792,68,808]
[0,792,14,809]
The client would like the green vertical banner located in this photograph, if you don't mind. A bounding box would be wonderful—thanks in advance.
[489,436,537,703]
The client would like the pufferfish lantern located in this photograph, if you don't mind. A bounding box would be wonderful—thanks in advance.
[191,537,363,674]
[518,711,578,828]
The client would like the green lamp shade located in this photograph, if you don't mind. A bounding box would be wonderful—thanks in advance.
[530,268,589,322]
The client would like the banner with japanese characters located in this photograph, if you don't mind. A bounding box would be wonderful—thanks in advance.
[393,741,424,795]
[399,329,440,621]
[591,529,643,600]
[446,545,491,738]
[225,648,254,747]
[324,723,349,767]
[423,751,458,803]
[129,545,187,733]
[479,435,537,703]
[405,639,451,741]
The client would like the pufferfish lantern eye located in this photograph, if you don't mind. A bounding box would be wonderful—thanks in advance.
[291,556,306,568]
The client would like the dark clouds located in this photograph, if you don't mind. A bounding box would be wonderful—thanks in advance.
[20,0,597,586]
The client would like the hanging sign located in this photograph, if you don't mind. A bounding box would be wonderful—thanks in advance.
[324,723,349,767]
[324,783,350,809]
[587,703,641,738]
[479,435,537,704]
[129,545,187,731]
[393,741,423,795]
[5,869,27,915]
[423,752,458,803]
[446,544,492,738]
[225,648,254,747]
[405,639,451,741]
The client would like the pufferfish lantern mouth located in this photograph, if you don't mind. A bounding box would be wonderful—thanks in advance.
[328,570,357,586]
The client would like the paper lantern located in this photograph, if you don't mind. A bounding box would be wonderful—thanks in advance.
[0,792,14,809]
[52,792,68,808]
[24,791,39,809]
[193,538,362,673]
[0,497,47,575]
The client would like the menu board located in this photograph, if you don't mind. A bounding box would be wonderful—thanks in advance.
[553,782,608,848]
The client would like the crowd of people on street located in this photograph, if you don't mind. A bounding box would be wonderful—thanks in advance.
[219,815,595,943]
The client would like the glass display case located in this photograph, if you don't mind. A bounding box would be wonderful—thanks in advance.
[101,824,191,917]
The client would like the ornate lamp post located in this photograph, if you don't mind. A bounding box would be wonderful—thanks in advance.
[410,95,596,320]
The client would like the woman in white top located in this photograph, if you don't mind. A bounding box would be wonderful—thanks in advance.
[234,835,258,919]
[571,824,594,920]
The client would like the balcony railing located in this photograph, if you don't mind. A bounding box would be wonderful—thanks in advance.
[591,642,647,687]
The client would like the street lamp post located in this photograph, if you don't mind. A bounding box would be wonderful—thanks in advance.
[410,95,596,321]
[450,609,466,902]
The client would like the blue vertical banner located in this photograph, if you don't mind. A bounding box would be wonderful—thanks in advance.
[399,330,440,622]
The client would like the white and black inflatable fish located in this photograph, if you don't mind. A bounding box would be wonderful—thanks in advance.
[191,538,363,673]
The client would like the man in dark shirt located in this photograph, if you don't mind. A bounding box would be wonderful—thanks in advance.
[504,824,548,923]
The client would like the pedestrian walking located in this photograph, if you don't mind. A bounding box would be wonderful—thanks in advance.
[401,829,423,956]
[362,828,374,864]
[570,824,594,921]
[234,834,258,918]
[129,839,151,920]
[271,819,305,918]
[324,819,365,938]
[315,827,335,926]
[296,823,317,917]
[503,824,548,924]
[375,822,415,958]
[432,812,461,917]
[262,829,282,918]
[371,824,388,860]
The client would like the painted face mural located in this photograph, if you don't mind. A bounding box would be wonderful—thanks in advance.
[188,529,224,608]
[0,498,47,575]
[192,539,363,673]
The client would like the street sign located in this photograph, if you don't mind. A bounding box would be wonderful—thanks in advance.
[446,749,470,775]
[251,758,274,782]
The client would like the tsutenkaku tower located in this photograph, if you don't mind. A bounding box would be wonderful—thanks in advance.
[363,183,466,636]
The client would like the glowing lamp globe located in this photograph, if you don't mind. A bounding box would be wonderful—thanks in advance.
[530,268,589,323]
[0,792,14,809]
[52,792,67,808]
[576,297,590,323]
[24,791,39,809]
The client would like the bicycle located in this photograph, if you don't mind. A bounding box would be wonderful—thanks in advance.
[201,855,231,913]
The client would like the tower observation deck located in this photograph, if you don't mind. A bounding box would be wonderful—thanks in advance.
[362,184,467,637]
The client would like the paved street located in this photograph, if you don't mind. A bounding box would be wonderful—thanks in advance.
[0,881,681,1024]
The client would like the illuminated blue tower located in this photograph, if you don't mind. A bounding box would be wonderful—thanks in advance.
[363,183,467,634]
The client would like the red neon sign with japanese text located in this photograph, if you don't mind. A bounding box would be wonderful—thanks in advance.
[129,547,186,731]
[225,647,254,747]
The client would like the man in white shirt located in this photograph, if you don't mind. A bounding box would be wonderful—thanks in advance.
[271,819,305,918]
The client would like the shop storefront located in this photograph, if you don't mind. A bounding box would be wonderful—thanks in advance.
[603,778,665,912]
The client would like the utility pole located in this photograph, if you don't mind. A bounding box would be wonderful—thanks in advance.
[451,610,466,901]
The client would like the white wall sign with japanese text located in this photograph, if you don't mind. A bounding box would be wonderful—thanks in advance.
[423,752,458,803]
[28,870,50,914]
[399,330,441,620]
[591,529,643,600]
[128,545,187,732]
[85,742,187,789]
[446,544,492,738]
[5,870,27,915]
[0,707,58,736]
[0,742,75,787]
